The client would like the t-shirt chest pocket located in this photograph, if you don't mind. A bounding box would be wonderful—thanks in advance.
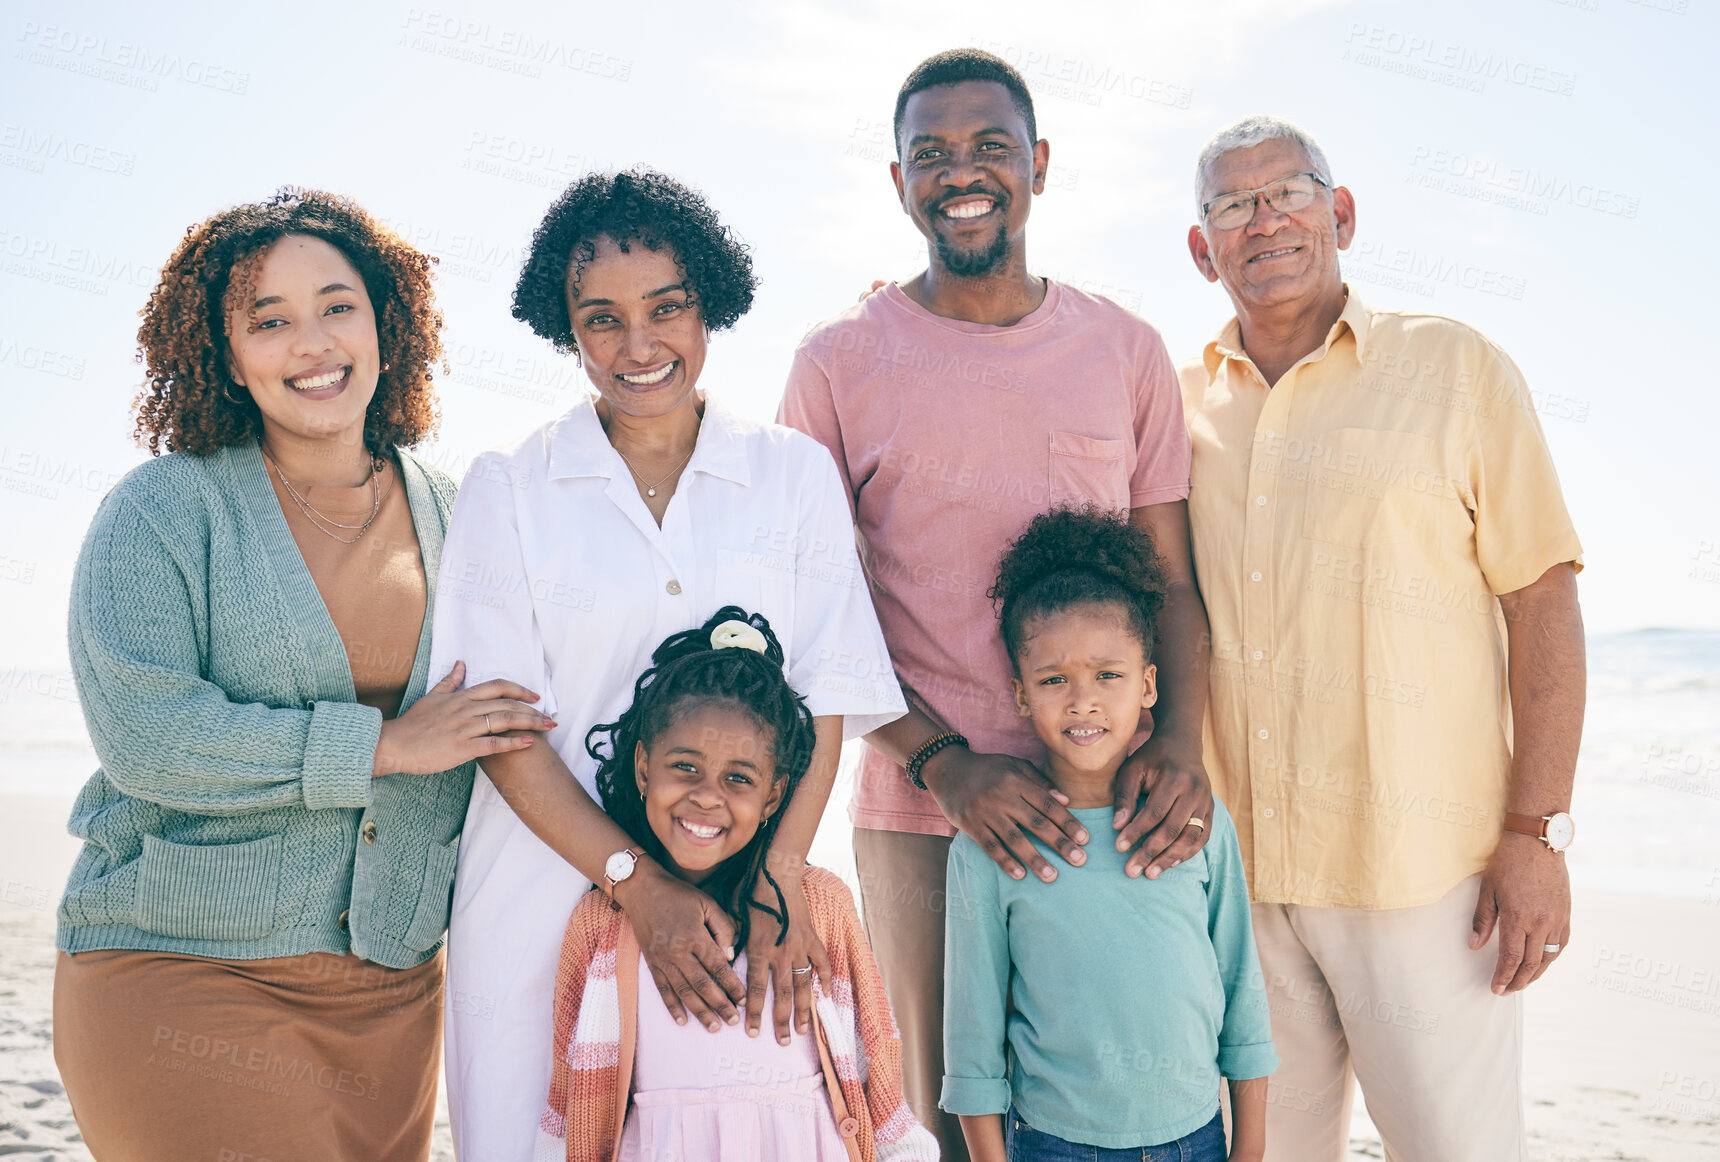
[1048,431,1130,510]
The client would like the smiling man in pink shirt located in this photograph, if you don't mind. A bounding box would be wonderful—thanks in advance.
[778,49,1215,1162]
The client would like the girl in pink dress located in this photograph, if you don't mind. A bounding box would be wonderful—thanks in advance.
[535,607,938,1162]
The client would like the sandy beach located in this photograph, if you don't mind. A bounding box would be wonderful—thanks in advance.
[4,789,1718,1161]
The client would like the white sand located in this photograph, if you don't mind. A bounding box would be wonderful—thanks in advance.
[5,791,1718,1160]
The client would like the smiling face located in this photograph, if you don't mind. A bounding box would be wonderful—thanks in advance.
[225,234,380,448]
[567,234,706,420]
[1011,604,1158,789]
[1188,136,1355,318]
[892,80,1047,278]
[634,700,784,885]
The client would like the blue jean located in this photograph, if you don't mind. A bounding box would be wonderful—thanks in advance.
[1004,1107,1227,1162]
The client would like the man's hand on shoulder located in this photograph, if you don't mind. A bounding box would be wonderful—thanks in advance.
[921,744,1087,882]
[1113,732,1215,878]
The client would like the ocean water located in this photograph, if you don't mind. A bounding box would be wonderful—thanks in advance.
[5,629,1716,901]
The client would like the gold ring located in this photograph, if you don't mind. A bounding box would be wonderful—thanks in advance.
[484,713,493,735]
[1186,817,1206,831]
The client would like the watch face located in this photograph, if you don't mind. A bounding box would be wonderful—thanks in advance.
[605,850,637,883]
[1545,813,1575,851]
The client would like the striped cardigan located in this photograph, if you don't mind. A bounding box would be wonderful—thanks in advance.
[535,866,939,1162]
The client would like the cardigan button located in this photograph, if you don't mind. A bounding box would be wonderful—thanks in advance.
[362,821,377,844]
[838,1116,859,1138]
[337,909,349,931]
[665,580,682,596]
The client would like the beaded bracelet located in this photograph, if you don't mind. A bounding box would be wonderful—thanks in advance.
[905,731,967,790]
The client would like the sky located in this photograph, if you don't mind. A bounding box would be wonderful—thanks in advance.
[2,0,1715,672]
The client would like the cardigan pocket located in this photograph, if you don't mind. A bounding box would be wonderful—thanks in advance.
[401,838,460,951]
[134,833,283,941]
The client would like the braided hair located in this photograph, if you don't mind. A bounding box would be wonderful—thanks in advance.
[588,606,816,955]
[991,505,1168,668]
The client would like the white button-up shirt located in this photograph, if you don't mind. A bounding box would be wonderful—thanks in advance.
[427,391,904,1161]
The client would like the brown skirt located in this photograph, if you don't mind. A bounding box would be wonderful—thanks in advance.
[54,947,443,1162]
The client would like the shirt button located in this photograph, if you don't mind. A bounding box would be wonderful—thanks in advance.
[337,909,350,931]
[1255,495,1268,506]
[1252,650,1264,661]
[1257,728,1270,740]
[1262,807,1276,819]
[1251,571,1263,582]
[665,580,682,596]
[362,821,377,844]
[838,1116,860,1138]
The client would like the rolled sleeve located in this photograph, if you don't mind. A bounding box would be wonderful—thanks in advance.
[1206,804,1279,1081]
[301,700,383,809]
[939,1075,1012,1117]
[940,836,1012,1116]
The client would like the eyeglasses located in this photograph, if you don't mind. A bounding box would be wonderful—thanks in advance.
[1201,172,1329,230]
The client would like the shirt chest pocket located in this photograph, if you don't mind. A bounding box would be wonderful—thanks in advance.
[1048,431,1130,510]
[1299,428,1445,548]
[713,548,796,635]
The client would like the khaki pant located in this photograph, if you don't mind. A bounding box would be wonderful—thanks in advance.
[1252,875,1527,1162]
[852,826,968,1162]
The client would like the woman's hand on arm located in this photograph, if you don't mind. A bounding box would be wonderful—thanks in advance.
[478,737,749,1032]
[372,661,554,776]
[745,715,842,1043]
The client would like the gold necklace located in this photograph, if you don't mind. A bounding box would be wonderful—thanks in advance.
[614,444,695,498]
[266,452,382,544]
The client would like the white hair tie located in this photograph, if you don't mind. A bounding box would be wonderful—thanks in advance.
[709,620,767,654]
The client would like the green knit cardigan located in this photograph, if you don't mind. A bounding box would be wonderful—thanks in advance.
[58,441,475,969]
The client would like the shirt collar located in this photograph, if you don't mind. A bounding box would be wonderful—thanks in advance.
[1202,284,1372,378]
[545,392,751,487]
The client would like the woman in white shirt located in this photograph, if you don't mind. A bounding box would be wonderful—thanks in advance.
[427,168,905,1159]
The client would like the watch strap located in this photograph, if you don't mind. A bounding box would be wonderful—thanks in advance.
[1502,812,1546,840]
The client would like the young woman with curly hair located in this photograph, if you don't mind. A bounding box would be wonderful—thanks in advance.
[425,168,904,1158]
[52,188,553,1162]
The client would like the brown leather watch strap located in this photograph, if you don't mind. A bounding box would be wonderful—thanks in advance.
[1503,813,1546,839]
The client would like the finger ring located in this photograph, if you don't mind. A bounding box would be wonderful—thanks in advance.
[484,713,493,735]
[1544,943,1561,954]
[1186,817,1206,831]
[791,964,813,976]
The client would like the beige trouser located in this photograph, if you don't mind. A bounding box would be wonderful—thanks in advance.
[853,826,969,1162]
[1253,874,1527,1162]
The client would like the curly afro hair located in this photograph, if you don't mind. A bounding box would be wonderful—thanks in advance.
[991,504,1167,667]
[132,187,443,459]
[512,168,756,354]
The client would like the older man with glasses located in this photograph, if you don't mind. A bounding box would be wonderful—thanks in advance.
[1177,115,1586,1162]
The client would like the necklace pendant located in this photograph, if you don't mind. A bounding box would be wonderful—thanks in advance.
[646,487,657,497]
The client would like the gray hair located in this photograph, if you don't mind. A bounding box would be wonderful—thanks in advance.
[1194,115,1333,214]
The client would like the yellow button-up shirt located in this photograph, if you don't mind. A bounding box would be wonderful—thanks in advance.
[1179,290,1583,909]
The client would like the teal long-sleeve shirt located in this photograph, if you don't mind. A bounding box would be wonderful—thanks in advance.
[941,800,1277,1149]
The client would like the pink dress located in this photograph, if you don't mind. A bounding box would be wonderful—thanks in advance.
[618,953,853,1162]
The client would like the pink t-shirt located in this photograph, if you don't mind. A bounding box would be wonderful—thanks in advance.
[779,280,1191,836]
